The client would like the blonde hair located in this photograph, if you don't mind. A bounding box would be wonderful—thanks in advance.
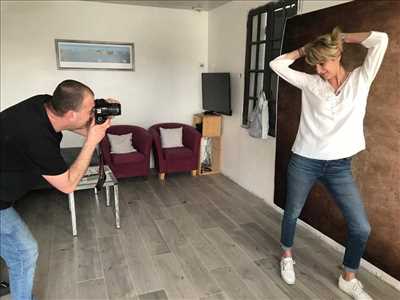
[304,27,343,66]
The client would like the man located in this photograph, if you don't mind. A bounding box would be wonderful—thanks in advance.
[0,79,111,299]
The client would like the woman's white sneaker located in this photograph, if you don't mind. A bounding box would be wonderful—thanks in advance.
[338,276,373,300]
[280,257,296,284]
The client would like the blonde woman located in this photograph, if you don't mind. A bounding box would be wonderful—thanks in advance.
[269,28,388,300]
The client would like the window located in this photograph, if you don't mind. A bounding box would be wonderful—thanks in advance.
[242,0,298,137]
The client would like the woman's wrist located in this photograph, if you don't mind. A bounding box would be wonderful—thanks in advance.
[340,32,371,44]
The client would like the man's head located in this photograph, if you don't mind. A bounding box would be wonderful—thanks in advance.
[304,27,344,80]
[50,80,95,129]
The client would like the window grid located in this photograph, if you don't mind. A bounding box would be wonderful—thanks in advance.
[242,0,298,137]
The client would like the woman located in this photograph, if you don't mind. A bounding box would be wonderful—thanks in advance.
[269,27,388,300]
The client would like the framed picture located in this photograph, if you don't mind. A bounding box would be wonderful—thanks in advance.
[55,39,134,71]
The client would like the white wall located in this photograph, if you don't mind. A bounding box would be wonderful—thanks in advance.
[1,1,208,147]
[299,0,353,14]
[208,0,353,204]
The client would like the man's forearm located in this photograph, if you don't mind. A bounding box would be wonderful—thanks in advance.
[66,141,97,190]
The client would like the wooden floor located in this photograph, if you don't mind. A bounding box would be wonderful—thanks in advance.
[1,173,399,300]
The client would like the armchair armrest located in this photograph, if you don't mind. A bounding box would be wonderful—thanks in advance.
[132,127,152,155]
[183,126,201,152]
[149,127,167,171]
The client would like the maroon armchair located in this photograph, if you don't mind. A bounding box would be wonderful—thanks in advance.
[149,123,201,180]
[100,125,152,178]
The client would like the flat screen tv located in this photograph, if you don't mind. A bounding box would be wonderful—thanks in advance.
[201,72,232,116]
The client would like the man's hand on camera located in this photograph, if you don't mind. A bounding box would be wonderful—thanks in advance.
[86,118,111,147]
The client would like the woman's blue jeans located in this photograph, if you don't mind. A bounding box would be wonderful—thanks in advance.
[281,153,371,272]
[0,207,38,300]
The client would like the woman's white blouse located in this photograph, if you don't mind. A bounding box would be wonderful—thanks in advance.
[269,31,388,160]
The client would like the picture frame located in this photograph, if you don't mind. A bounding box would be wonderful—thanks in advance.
[55,39,134,71]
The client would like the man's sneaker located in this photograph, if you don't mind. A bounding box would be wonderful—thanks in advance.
[338,275,373,300]
[280,257,296,284]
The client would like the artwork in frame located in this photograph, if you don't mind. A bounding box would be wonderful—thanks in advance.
[55,39,134,71]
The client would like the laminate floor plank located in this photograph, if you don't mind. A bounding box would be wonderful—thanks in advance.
[98,236,136,299]
[204,228,289,300]
[153,253,198,300]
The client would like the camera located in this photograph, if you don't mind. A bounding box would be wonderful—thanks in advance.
[93,99,121,124]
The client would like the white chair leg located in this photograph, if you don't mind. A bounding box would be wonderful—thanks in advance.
[94,187,99,202]
[113,184,120,229]
[68,192,77,237]
[106,186,110,207]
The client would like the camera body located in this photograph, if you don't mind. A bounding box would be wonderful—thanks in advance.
[93,99,121,124]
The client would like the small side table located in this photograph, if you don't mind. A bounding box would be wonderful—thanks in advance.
[68,165,120,236]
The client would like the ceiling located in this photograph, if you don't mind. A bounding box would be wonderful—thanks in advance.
[88,1,231,11]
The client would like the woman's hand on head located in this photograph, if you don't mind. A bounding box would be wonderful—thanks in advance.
[340,33,348,43]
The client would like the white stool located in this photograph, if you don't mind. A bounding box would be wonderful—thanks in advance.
[68,165,120,236]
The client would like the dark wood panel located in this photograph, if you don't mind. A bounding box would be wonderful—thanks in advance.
[274,0,400,280]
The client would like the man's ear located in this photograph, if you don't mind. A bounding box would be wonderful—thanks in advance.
[64,110,76,122]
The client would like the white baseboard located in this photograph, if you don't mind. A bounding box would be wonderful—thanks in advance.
[271,204,400,292]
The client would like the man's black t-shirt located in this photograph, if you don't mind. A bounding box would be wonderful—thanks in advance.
[0,95,68,209]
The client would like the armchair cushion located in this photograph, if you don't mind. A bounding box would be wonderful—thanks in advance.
[164,147,193,161]
[160,127,184,148]
[107,133,137,154]
[111,152,144,165]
